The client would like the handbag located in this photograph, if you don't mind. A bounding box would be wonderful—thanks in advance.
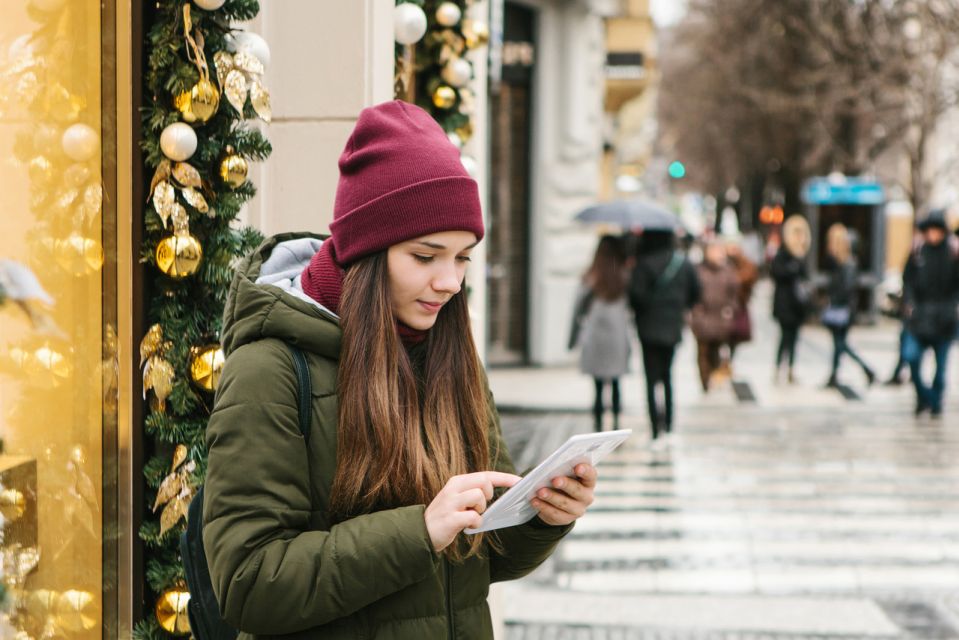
[730,306,752,342]
[821,304,851,328]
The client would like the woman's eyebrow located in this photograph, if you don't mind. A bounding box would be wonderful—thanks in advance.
[414,241,479,250]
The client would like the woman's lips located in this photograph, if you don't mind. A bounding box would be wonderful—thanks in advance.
[417,300,444,313]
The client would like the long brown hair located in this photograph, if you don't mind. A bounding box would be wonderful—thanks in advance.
[585,235,627,300]
[330,251,494,561]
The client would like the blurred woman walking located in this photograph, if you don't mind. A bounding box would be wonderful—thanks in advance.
[771,215,812,383]
[570,235,632,431]
[821,223,876,388]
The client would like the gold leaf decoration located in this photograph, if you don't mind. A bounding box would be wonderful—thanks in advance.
[139,324,164,367]
[144,356,174,412]
[250,79,271,123]
[172,162,202,188]
[171,444,188,472]
[152,181,176,228]
[153,472,182,512]
[233,50,264,75]
[213,51,233,91]
[149,160,172,202]
[171,203,189,236]
[224,69,248,114]
[180,187,208,213]
[159,497,184,537]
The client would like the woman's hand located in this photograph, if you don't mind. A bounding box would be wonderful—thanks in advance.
[425,471,521,552]
[530,464,597,526]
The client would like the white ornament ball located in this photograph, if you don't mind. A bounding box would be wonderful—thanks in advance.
[159,123,198,162]
[227,31,271,69]
[61,124,99,162]
[460,155,479,178]
[441,58,472,88]
[193,0,226,10]
[436,2,462,27]
[394,3,428,45]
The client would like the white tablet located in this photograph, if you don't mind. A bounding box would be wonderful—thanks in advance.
[465,429,631,534]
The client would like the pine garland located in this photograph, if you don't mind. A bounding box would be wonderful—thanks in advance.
[136,0,269,636]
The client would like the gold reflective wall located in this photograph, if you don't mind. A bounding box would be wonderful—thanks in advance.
[0,1,116,637]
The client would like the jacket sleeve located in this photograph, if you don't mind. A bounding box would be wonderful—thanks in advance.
[481,384,573,583]
[203,341,440,635]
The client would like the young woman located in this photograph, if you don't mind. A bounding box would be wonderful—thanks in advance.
[570,235,631,431]
[821,223,875,388]
[690,240,740,392]
[203,101,596,639]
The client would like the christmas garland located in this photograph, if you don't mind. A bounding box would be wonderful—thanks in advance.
[135,0,270,637]
[394,0,489,158]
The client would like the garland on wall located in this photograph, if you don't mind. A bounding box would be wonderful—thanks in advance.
[393,0,489,176]
[135,0,271,637]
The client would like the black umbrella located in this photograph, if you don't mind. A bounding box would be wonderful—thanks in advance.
[574,199,679,232]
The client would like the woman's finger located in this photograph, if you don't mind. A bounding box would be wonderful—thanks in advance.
[531,498,573,526]
[456,487,489,514]
[574,464,598,488]
[535,487,585,518]
[549,476,592,504]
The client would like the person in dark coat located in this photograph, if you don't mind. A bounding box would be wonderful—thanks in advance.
[901,210,959,417]
[690,240,740,392]
[821,224,876,388]
[628,232,700,445]
[771,215,812,383]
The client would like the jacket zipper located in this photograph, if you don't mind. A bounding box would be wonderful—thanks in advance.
[445,557,455,639]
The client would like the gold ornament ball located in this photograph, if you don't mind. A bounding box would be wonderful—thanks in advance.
[219,152,248,188]
[26,590,60,621]
[55,233,104,276]
[465,20,490,48]
[432,86,457,110]
[155,587,192,636]
[0,489,26,521]
[190,344,225,391]
[175,79,220,124]
[155,234,203,279]
[56,590,97,633]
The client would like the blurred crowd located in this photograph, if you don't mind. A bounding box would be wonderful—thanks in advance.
[569,211,959,445]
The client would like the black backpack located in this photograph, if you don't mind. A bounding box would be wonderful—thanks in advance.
[180,343,312,640]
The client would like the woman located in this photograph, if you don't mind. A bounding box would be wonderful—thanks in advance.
[690,240,740,392]
[203,101,596,639]
[570,235,631,431]
[771,215,811,383]
[822,224,875,388]
[628,231,700,445]
[726,240,758,363]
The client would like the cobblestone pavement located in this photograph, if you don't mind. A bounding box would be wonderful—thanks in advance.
[490,285,959,639]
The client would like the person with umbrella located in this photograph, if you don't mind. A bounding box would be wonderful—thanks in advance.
[628,230,700,447]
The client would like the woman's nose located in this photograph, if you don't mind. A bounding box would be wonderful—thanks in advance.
[432,262,462,294]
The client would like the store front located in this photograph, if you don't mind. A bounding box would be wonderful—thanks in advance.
[0,1,132,637]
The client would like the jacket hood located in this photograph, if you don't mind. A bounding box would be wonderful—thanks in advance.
[221,232,341,359]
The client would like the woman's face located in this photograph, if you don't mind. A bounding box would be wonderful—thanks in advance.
[386,230,478,330]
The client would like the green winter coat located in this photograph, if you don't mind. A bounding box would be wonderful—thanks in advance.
[203,233,572,639]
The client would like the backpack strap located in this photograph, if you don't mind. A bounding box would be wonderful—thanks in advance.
[285,343,312,443]
[654,252,684,292]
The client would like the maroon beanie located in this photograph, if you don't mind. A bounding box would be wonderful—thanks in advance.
[328,100,484,265]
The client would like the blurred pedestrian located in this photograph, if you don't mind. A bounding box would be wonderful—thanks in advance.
[821,224,876,388]
[885,229,923,386]
[569,235,632,432]
[628,232,700,446]
[901,210,959,417]
[726,239,759,363]
[690,240,740,392]
[771,215,812,383]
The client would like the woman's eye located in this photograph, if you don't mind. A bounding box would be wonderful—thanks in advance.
[457,255,473,263]
[413,254,434,263]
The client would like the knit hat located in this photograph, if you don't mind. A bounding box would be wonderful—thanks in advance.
[328,100,484,265]
[917,209,948,231]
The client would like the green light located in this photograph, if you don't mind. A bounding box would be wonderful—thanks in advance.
[668,161,686,179]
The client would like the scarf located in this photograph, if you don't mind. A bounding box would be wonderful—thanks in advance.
[301,241,428,345]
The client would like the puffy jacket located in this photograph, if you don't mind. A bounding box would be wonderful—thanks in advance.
[628,249,700,346]
[771,247,809,326]
[203,233,571,639]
